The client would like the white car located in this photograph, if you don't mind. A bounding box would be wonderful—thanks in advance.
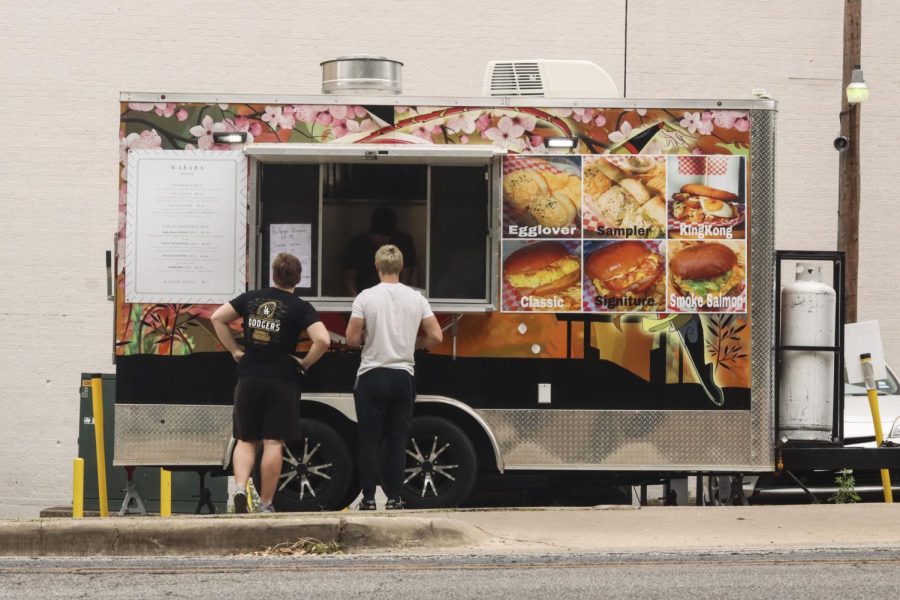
[842,366,900,446]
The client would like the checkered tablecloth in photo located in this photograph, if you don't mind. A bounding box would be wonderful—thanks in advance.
[677,155,706,176]
[503,156,567,176]
[501,240,581,313]
[581,240,665,313]
[676,155,731,177]
[503,157,580,236]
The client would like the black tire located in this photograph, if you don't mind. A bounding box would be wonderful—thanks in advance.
[265,418,356,512]
[398,416,478,509]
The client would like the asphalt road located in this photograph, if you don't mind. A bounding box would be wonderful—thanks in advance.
[2,549,899,599]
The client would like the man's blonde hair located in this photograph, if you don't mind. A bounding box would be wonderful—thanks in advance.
[375,244,404,275]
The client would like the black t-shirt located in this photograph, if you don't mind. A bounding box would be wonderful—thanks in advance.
[229,287,321,380]
[344,232,417,292]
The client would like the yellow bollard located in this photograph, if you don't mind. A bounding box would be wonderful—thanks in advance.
[160,468,172,516]
[90,375,109,517]
[862,354,893,503]
[72,458,84,519]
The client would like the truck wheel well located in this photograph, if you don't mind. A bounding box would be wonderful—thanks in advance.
[413,403,501,475]
[298,401,358,449]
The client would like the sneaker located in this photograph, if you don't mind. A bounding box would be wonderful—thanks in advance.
[233,490,249,514]
[385,497,405,510]
[257,502,275,514]
[358,498,377,511]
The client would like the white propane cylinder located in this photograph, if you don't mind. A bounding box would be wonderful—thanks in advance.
[778,263,837,441]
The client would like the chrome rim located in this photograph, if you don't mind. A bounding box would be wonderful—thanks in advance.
[404,435,459,498]
[279,438,333,500]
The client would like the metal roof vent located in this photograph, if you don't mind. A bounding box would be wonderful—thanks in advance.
[483,59,619,98]
[321,55,403,95]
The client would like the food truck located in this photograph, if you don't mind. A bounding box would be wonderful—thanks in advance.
[111,58,827,511]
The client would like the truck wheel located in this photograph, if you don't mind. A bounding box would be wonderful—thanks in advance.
[399,416,477,509]
[269,418,356,512]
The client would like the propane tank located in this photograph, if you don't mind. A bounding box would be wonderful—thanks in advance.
[778,263,837,441]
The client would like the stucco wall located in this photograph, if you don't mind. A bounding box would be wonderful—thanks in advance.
[0,0,896,515]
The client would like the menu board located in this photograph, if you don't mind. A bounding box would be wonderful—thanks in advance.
[268,223,312,288]
[501,154,747,314]
[125,150,247,303]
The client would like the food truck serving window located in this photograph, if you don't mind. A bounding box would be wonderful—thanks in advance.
[246,144,501,312]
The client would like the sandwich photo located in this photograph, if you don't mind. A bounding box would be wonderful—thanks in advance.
[666,155,746,239]
[583,240,665,312]
[582,156,666,239]
[668,241,746,312]
[503,240,581,311]
[502,157,581,236]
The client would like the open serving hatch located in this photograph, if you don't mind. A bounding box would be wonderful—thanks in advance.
[245,144,506,313]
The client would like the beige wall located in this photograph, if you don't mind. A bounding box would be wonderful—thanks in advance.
[0,0,896,515]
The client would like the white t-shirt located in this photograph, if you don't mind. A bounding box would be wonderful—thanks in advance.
[351,282,435,376]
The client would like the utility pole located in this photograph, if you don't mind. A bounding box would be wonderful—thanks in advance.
[837,0,862,323]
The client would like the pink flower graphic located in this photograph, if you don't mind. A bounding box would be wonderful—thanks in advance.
[608,121,634,144]
[189,115,227,149]
[483,116,526,151]
[345,118,375,134]
[474,113,492,133]
[593,113,607,127]
[128,102,178,118]
[409,123,440,142]
[446,112,477,135]
[261,106,296,131]
[506,112,537,132]
[571,108,596,123]
[119,129,163,178]
[176,109,188,122]
[680,112,706,134]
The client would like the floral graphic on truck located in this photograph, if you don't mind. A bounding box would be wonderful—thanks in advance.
[116,100,753,400]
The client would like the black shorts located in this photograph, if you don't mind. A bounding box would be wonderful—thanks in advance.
[233,375,301,441]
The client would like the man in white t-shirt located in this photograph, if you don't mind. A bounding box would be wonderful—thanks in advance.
[345,244,443,510]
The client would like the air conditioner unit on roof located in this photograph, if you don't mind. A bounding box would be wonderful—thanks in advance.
[483,59,619,98]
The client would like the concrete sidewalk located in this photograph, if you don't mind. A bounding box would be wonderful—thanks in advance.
[1,504,898,557]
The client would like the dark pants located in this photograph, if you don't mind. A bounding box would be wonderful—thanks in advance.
[354,368,415,501]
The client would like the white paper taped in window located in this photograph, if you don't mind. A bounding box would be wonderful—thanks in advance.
[269,224,312,288]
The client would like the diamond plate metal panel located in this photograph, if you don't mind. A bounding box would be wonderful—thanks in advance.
[478,409,752,470]
[113,404,232,467]
[749,109,777,468]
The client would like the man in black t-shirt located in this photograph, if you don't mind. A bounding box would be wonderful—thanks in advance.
[343,206,417,295]
[211,253,330,514]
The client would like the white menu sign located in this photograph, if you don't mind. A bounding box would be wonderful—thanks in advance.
[269,224,312,288]
[125,150,247,303]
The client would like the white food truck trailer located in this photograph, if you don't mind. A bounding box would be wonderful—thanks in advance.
[107,58,898,511]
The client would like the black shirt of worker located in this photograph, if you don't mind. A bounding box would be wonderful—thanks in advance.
[344,231,417,292]
[229,288,320,380]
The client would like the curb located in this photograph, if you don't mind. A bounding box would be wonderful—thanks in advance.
[0,515,486,557]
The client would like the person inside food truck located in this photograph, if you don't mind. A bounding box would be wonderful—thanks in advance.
[343,206,417,295]
[210,252,331,514]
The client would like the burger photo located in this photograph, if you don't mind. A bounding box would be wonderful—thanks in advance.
[503,241,581,311]
[584,240,664,312]
[668,241,746,312]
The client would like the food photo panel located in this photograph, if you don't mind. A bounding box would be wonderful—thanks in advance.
[666,155,746,240]
[502,155,582,239]
[582,155,666,240]
[667,240,747,313]
[501,240,582,312]
[582,240,666,313]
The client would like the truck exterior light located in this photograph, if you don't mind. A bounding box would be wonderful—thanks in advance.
[212,131,248,144]
[545,137,577,148]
